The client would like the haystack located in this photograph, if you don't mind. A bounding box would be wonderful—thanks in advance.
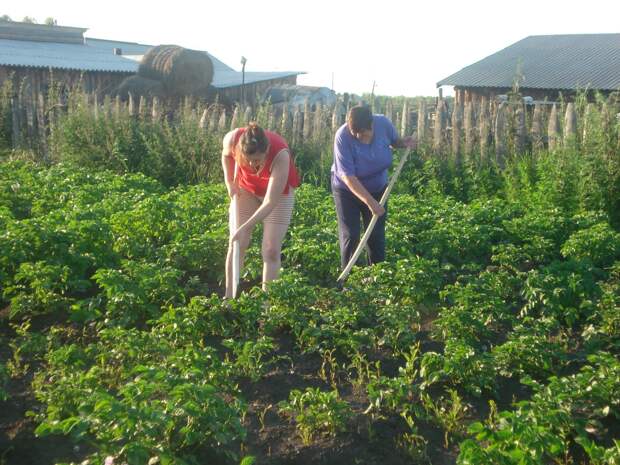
[114,75,165,100]
[138,45,214,96]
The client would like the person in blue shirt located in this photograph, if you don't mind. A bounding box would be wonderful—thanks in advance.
[331,104,416,269]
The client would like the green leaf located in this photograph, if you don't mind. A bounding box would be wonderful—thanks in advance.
[239,456,256,465]
[34,422,54,437]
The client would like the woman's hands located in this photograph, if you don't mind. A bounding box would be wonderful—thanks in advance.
[341,175,386,217]
[366,197,386,217]
[397,134,418,150]
[226,180,240,199]
[229,223,250,245]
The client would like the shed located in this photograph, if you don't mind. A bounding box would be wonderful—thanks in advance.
[0,19,304,104]
[437,34,620,103]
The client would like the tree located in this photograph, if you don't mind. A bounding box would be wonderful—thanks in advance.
[22,16,37,24]
[0,15,12,21]
[44,17,57,26]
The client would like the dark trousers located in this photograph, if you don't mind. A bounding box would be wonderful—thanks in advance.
[333,186,387,270]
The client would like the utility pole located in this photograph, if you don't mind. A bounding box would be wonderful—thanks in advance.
[241,56,247,107]
[370,80,376,110]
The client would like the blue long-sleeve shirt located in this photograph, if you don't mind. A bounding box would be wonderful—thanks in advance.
[331,114,399,193]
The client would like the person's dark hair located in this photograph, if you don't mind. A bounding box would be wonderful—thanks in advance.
[347,105,373,133]
[239,122,269,156]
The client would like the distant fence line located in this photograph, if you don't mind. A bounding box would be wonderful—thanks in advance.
[4,84,620,164]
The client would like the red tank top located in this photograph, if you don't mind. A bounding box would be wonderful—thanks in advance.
[233,129,301,197]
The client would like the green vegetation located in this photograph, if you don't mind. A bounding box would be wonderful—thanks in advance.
[0,91,619,464]
[278,388,352,444]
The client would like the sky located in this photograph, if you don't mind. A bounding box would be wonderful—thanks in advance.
[2,0,619,97]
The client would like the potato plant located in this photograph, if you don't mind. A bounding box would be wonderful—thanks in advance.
[1,154,619,464]
[278,388,352,444]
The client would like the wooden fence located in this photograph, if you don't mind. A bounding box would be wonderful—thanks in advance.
[4,84,619,163]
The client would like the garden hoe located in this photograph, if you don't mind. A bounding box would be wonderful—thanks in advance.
[336,147,414,287]
[230,193,240,298]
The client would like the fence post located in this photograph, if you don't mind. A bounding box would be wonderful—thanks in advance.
[11,95,21,150]
[302,100,312,142]
[582,103,594,146]
[514,102,526,154]
[267,106,275,131]
[138,95,147,119]
[218,108,227,132]
[400,101,409,137]
[230,105,240,130]
[385,100,393,123]
[92,93,99,120]
[479,99,491,161]
[24,84,36,150]
[293,104,302,146]
[451,102,462,165]
[495,102,507,168]
[50,87,63,138]
[433,99,446,153]
[127,93,136,117]
[152,97,161,121]
[37,92,48,162]
[463,100,474,160]
[417,100,427,146]
[281,106,291,138]
[563,102,577,147]
[209,105,219,130]
[531,104,544,153]
[548,103,560,151]
[199,108,209,130]
[243,106,252,125]
[101,94,110,121]
[313,102,323,142]
[331,101,343,132]
[601,103,611,141]
[114,95,121,117]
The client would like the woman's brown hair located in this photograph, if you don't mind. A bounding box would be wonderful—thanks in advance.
[347,105,373,133]
[235,122,269,166]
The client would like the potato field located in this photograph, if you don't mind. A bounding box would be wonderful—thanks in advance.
[1,132,619,465]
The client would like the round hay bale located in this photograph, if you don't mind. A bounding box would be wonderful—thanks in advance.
[114,75,165,100]
[138,45,214,95]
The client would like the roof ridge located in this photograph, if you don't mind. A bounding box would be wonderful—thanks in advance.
[526,32,620,37]
[85,37,153,47]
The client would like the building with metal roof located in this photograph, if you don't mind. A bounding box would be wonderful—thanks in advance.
[261,85,337,109]
[437,34,620,103]
[0,20,303,103]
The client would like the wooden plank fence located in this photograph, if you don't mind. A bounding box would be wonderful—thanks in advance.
[3,84,619,163]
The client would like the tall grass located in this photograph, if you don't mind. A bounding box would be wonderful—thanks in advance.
[49,91,222,186]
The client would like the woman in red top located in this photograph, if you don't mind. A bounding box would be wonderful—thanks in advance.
[221,122,300,298]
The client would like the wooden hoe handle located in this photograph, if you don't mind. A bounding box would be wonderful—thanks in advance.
[336,148,413,286]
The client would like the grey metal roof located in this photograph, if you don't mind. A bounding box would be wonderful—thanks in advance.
[0,37,139,73]
[0,36,302,88]
[437,34,620,91]
[213,70,302,88]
